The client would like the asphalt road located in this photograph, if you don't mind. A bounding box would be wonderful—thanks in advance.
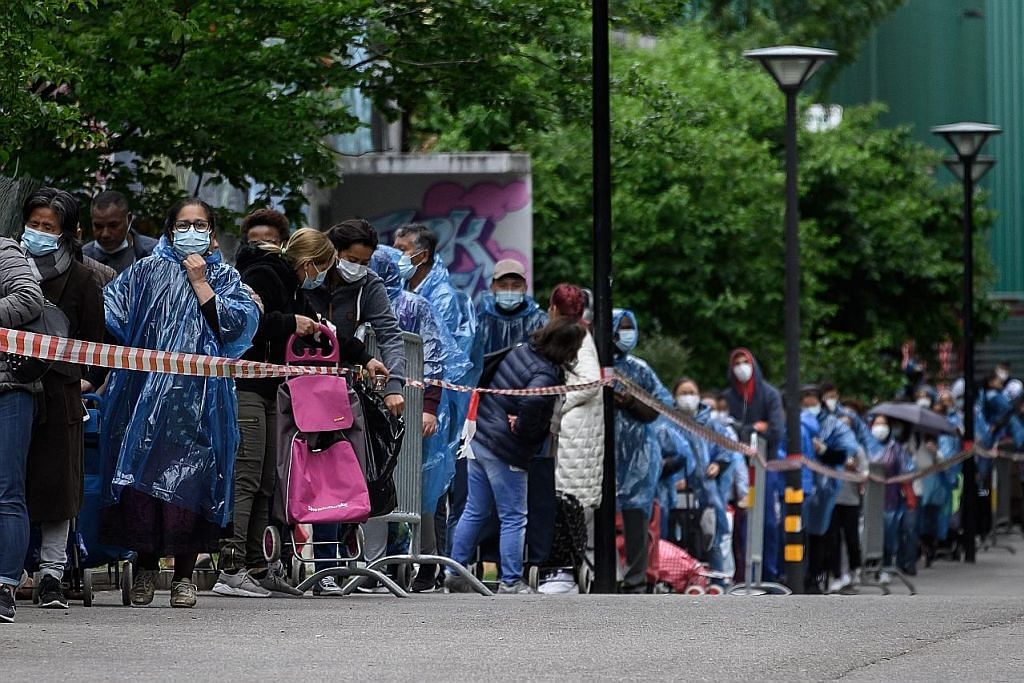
[8,535,1024,681]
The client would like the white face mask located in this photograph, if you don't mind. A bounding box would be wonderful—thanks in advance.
[916,397,932,408]
[825,398,838,412]
[336,259,367,283]
[871,424,890,442]
[996,368,1010,382]
[733,362,753,383]
[675,394,700,415]
[804,403,821,418]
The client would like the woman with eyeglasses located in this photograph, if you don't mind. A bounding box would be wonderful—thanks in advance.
[17,188,106,612]
[99,198,260,608]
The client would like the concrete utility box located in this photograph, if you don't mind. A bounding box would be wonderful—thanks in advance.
[313,153,533,298]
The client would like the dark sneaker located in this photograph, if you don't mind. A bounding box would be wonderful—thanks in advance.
[0,585,15,623]
[256,565,303,597]
[38,575,69,609]
[312,576,345,597]
[497,579,535,595]
[130,569,159,607]
[170,580,198,608]
[443,573,474,594]
[411,564,438,593]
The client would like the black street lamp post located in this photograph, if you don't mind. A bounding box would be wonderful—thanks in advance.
[744,45,835,593]
[932,122,1002,564]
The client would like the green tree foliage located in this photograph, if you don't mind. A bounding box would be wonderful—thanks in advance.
[514,28,997,397]
[8,0,591,222]
[0,1,98,170]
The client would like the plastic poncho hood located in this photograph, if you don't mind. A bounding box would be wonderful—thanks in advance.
[100,236,260,525]
[475,291,548,356]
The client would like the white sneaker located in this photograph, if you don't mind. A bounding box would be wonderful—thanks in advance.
[879,571,892,585]
[826,577,845,594]
[538,569,579,595]
[211,570,271,598]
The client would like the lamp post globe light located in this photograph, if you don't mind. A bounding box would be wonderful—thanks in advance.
[743,45,835,594]
[932,121,1002,564]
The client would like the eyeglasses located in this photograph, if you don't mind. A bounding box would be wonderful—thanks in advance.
[173,220,212,233]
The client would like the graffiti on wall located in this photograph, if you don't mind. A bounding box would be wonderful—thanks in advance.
[372,180,531,297]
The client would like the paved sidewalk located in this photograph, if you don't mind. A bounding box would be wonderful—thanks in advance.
[7,534,1024,681]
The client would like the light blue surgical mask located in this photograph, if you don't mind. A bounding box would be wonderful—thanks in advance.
[615,329,638,353]
[301,263,328,290]
[21,226,61,257]
[172,228,211,258]
[398,254,416,281]
[495,290,525,311]
[336,258,367,283]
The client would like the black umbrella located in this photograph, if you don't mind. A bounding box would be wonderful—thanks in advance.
[870,402,958,435]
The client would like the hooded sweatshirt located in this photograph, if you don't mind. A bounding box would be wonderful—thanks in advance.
[724,348,785,458]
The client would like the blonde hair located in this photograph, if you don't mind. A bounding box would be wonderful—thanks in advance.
[262,227,335,268]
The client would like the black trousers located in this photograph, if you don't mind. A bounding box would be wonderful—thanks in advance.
[829,503,862,576]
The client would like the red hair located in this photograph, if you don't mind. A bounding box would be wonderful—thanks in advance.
[549,283,584,321]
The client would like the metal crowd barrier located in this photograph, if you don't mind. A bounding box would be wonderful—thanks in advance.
[858,461,915,595]
[730,434,790,596]
[354,326,491,596]
[983,456,1020,553]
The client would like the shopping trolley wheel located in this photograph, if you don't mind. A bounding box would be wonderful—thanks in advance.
[706,584,724,596]
[82,570,93,607]
[395,564,412,592]
[684,584,706,596]
[528,565,540,591]
[121,562,133,606]
[264,526,282,563]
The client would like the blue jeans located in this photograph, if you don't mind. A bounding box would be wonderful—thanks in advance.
[449,441,528,585]
[0,390,34,586]
[883,507,904,567]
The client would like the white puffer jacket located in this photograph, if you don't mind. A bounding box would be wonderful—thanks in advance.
[555,330,605,508]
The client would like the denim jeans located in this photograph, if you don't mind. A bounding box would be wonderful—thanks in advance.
[0,390,34,586]
[883,507,904,567]
[450,441,528,585]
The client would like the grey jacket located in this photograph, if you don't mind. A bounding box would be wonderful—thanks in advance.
[0,238,45,392]
[305,271,406,396]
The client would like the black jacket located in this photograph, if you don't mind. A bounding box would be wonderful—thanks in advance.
[234,243,371,399]
[473,342,563,469]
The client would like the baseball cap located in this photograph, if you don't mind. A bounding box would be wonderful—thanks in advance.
[492,259,527,281]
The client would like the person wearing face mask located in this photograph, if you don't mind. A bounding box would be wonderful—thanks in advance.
[927,391,964,561]
[723,348,785,581]
[821,382,874,453]
[473,259,548,357]
[797,386,859,594]
[306,219,406,417]
[868,414,916,581]
[661,377,739,587]
[99,198,261,609]
[367,246,472,593]
[212,228,382,599]
[16,188,105,611]
[83,190,157,274]
[610,309,674,593]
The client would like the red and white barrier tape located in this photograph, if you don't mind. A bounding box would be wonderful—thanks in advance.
[3,326,1022,487]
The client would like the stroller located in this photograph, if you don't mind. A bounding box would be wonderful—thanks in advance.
[263,325,407,597]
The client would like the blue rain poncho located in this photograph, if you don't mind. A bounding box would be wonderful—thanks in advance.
[372,247,473,508]
[101,237,260,526]
[473,292,548,357]
[612,309,674,512]
[654,407,731,548]
[797,410,859,537]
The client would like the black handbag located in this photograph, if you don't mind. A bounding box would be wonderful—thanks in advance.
[5,299,70,384]
[353,378,405,516]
